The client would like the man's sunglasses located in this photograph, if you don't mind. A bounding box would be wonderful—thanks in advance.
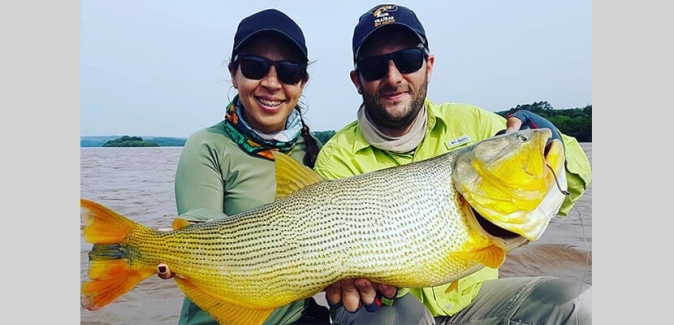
[233,54,307,84]
[355,47,429,81]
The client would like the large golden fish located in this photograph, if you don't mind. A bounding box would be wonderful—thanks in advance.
[81,128,567,325]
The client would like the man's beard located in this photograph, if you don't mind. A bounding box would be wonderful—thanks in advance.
[361,77,429,131]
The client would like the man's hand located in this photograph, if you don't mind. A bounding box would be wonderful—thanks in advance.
[325,278,397,313]
[505,116,523,134]
[504,110,562,143]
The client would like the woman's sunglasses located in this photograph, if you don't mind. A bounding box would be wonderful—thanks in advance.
[233,54,307,85]
[355,47,429,81]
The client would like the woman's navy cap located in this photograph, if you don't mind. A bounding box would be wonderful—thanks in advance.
[233,9,308,62]
[352,4,428,61]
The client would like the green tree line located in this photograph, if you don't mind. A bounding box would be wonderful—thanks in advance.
[496,101,591,142]
[312,130,337,147]
[102,136,159,147]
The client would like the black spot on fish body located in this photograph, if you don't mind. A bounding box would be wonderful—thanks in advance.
[89,244,125,261]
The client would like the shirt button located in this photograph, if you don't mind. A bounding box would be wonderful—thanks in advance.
[445,303,452,309]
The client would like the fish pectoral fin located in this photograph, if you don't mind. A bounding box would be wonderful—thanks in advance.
[172,218,191,230]
[174,277,273,325]
[459,245,507,269]
[272,151,325,199]
[444,281,460,294]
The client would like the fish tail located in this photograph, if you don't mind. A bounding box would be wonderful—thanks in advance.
[80,198,156,310]
[81,198,142,243]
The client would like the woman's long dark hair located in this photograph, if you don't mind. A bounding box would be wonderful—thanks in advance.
[297,108,320,168]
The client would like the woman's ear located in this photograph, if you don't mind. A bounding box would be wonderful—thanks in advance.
[231,77,238,89]
[228,63,238,88]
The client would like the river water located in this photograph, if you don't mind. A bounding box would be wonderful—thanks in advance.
[81,147,185,325]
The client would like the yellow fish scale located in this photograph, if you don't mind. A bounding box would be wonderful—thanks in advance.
[118,152,494,309]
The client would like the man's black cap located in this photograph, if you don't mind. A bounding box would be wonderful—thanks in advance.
[352,4,428,61]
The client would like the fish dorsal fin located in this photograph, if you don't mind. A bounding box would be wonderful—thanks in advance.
[172,218,191,230]
[272,151,324,199]
[174,276,273,325]
[459,245,507,269]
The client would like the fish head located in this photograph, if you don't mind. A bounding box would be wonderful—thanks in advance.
[452,128,567,242]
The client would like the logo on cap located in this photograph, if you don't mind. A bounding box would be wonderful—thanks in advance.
[372,5,398,28]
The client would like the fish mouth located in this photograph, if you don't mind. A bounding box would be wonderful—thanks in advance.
[469,205,529,250]
[473,207,520,240]
[453,129,567,243]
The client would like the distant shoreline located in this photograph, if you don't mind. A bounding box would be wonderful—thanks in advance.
[80,136,592,148]
[81,136,187,147]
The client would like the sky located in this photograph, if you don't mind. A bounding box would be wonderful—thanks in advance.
[80,1,591,138]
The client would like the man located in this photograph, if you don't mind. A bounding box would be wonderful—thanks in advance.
[315,4,592,325]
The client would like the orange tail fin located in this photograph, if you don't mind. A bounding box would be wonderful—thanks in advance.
[80,199,155,310]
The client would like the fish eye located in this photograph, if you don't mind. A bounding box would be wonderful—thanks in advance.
[517,134,528,142]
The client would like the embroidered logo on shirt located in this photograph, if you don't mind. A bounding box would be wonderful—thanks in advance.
[448,135,470,148]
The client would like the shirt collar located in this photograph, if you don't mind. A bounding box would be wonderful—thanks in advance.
[352,98,446,153]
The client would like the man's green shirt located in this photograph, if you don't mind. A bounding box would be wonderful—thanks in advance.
[313,99,592,316]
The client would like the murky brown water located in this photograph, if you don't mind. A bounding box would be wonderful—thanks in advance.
[80,144,592,324]
[81,147,185,325]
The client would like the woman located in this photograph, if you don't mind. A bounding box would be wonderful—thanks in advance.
[172,8,327,325]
